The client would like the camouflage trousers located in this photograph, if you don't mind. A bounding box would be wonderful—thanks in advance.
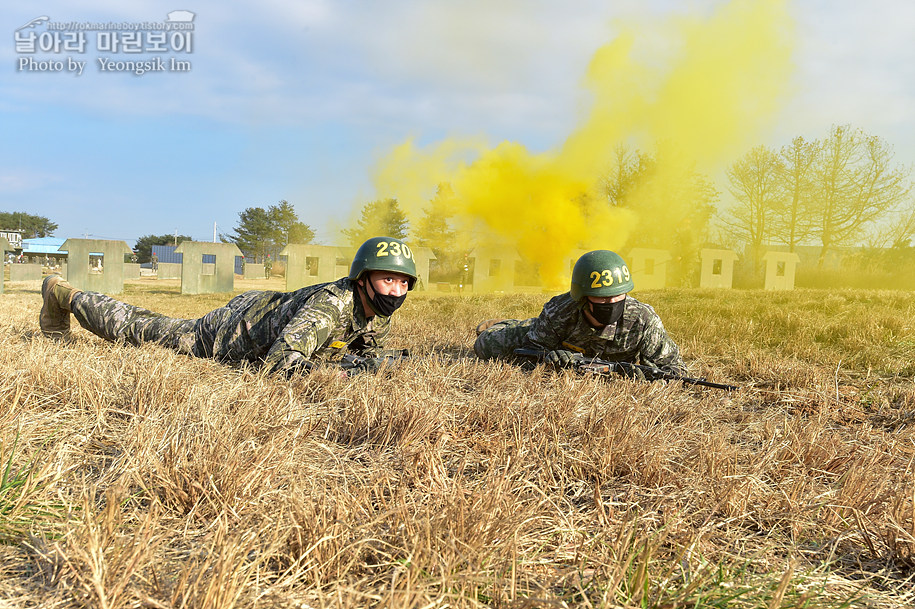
[71,291,236,358]
[473,319,534,359]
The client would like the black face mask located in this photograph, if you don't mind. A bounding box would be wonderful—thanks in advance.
[361,283,406,317]
[589,299,625,326]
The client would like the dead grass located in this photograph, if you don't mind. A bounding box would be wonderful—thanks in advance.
[0,279,914,607]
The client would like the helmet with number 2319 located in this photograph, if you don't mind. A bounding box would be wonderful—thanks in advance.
[569,250,634,300]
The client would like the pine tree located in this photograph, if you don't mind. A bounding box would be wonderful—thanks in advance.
[342,198,409,246]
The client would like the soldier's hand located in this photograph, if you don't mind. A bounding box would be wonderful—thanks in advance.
[545,349,582,368]
[626,365,647,381]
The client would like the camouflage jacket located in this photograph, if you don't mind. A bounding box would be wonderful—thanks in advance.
[524,293,685,373]
[213,277,389,373]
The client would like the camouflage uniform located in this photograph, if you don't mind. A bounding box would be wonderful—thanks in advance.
[473,292,685,374]
[70,277,388,374]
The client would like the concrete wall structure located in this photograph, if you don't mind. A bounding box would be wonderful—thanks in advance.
[157,263,182,279]
[151,245,222,279]
[281,244,350,291]
[243,263,266,279]
[763,251,801,290]
[471,246,521,293]
[628,248,671,290]
[60,239,133,294]
[0,237,8,294]
[410,246,435,290]
[9,264,42,282]
[699,248,738,289]
[123,263,141,280]
[0,237,13,294]
[175,241,242,294]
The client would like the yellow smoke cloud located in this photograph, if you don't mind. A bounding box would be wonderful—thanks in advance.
[372,0,793,289]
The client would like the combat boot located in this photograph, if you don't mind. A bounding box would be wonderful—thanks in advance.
[39,275,80,338]
[475,319,507,335]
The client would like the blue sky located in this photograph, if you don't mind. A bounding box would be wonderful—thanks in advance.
[2,0,914,247]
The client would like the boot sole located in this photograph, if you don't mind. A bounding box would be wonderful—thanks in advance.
[39,275,70,338]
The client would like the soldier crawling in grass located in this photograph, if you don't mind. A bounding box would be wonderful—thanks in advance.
[39,237,417,376]
[474,250,686,375]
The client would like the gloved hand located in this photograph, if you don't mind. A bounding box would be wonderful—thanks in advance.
[344,356,384,377]
[623,364,647,381]
[544,349,582,368]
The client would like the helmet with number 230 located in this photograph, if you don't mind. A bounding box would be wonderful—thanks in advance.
[569,250,634,300]
[349,236,418,290]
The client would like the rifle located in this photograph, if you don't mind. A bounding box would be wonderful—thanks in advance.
[513,348,738,391]
[338,349,412,375]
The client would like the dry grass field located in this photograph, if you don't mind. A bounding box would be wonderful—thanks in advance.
[1,278,914,608]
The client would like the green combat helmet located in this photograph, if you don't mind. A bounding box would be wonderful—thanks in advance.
[349,236,418,289]
[569,250,634,300]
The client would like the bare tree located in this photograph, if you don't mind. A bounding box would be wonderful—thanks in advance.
[774,136,819,251]
[889,201,915,248]
[865,196,915,252]
[602,146,718,286]
[724,145,784,267]
[811,125,911,268]
[603,144,640,206]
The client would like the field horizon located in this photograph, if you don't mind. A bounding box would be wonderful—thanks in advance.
[1,279,913,608]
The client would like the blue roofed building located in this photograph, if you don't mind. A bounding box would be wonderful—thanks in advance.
[20,238,107,264]
[21,237,67,256]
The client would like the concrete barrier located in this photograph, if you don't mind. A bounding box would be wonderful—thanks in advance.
[60,238,133,294]
[9,263,42,282]
[157,263,182,279]
[0,237,8,294]
[244,263,265,279]
[123,263,141,279]
[700,248,738,289]
[174,241,243,294]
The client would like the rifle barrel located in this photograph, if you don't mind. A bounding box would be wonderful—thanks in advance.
[512,348,738,391]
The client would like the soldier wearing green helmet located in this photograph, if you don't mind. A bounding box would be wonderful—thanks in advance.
[473,249,685,374]
[39,236,418,376]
